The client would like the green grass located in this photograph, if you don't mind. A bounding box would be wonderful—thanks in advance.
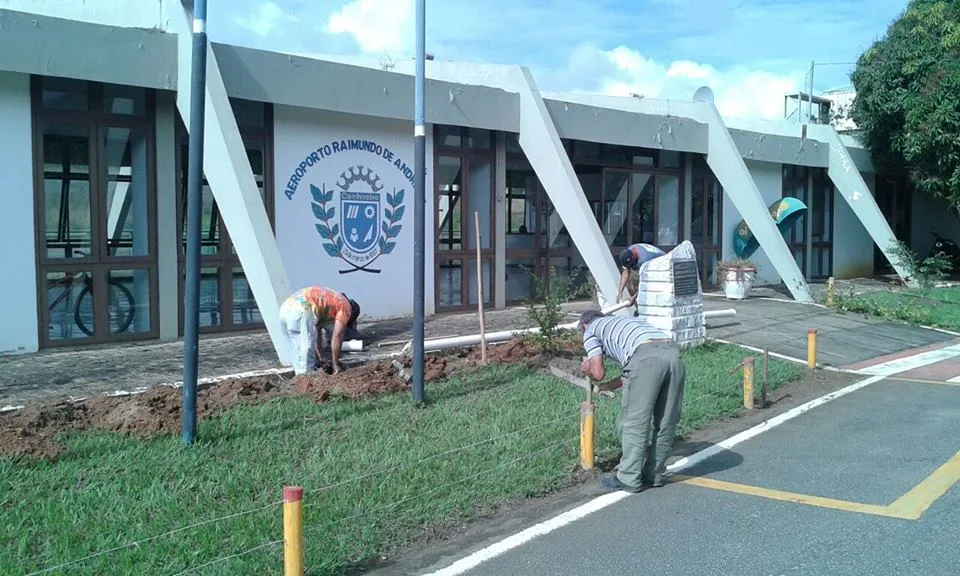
[1,342,798,576]
[833,286,960,331]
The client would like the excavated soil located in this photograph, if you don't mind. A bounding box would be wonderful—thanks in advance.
[469,335,582,364]
[0,349,488,461]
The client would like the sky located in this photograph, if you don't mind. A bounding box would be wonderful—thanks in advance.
[210,0,909,121]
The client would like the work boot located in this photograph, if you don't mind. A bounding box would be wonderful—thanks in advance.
[642,476,665,488]
[600,473,647,493]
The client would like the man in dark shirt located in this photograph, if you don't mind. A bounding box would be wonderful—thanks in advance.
[579,309,686,493]
[615,243,666,305]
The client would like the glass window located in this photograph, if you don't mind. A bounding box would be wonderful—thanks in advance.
[436,125,462,148]
[108,268,149,334]
[691,177,705,246]
[505,133,522,155]
[232,100,267,130]
[437,156,462,251]
[659,150,682,169]
[657,175,680,245]
[103,127,151,257]
[438,259,463,307]
[468,129,491,150]
[707,179,721,245]
[466,155,492,249]
[505,164,536,239]
[45,270,95,341]
[571,141,601,164]
[539,195,571,251]
[41,78,88,111]
[629,173,654,245]
[232,267,262,326]
[505,258,537,302]
[603,171,629,246]
[467,259,492,305]
[42,125,93,259]
[198,266,222,328]
[103,84,147,116]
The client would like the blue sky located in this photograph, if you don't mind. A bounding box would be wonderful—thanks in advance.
[209,0,908,119]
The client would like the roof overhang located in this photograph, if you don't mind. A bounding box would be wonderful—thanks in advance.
[0,7,878,173]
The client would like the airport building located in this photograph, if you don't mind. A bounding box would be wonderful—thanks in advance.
[0,2,957,361]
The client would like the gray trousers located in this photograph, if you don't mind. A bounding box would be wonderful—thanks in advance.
[616,341,686,488]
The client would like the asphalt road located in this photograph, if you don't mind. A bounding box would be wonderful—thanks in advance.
[447,377,960,576]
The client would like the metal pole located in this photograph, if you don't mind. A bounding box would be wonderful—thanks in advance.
[808,60,815,122]
[411,0,426,405]
[182,0,208,445]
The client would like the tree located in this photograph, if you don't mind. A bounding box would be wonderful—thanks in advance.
[849,0,960,216]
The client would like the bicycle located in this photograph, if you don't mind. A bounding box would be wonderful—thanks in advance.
[47,267,136,337]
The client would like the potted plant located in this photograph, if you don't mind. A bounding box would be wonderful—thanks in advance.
[716,258,758,300]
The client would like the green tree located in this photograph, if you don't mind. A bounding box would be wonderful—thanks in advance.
[849,0,960,216]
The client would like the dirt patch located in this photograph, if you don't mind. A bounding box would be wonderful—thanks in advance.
[0,352,471,461]
[469,336,582,365]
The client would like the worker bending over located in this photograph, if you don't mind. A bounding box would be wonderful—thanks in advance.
[616,243,666,304]
[578,309,686,493]
[279,286,360,375]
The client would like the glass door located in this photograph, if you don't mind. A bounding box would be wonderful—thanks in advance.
[434,126,495,311]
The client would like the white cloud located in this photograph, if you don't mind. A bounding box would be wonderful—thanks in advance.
[325,0,413,55]
[233,1,297,38]
[584,45,804,120]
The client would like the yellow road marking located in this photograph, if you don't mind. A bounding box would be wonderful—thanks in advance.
[672,475,908,519]
[888,451,960,520]
[673,451,960,520]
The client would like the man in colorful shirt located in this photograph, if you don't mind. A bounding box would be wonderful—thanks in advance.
[279,286,361,375]
[578,309,686,493]
[616,243,666,305]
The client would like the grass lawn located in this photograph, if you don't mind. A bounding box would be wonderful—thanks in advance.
[2,342,798,576]
[834,286,960,331]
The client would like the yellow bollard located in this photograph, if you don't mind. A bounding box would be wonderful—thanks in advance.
[742,357,755,410]
[579,385,595,470]
[826,277,836,307]
[283,486,304,576]
[807,329,818,370]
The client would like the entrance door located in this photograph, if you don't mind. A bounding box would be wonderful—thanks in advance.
[602,168,683,259]
[691,170,723,286]
[874,176,912,273]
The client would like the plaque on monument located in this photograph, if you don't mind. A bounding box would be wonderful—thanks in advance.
[672,260,699,297]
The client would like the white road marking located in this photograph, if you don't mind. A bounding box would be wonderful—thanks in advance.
[857,344,960,376]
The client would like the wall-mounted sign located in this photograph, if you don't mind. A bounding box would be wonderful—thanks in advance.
[282,139,415,274]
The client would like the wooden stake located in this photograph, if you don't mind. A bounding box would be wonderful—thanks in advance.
[762,346,769,407]
[474,211,487,364]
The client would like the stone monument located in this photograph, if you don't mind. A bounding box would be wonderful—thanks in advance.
[633,240,705,348]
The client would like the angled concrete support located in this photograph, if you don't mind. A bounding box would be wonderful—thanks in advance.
[512,67,621,306]
[814,126,914,286]
[689,100,812,302]
[163,0,292,363]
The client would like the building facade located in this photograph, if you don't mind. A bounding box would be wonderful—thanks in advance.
[1,2,958,360]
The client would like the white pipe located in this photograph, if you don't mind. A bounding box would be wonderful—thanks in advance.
[704,309,737,319]
[403,300,635,354]
[343,339,363,352]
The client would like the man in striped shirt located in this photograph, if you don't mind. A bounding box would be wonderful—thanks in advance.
[579,309,686,493]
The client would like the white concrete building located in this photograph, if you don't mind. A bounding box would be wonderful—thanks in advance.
[0,2,957,360]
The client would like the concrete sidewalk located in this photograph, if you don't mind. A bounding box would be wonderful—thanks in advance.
[702,294,956,367]
[3,290,954,408]
[0,302,595,407]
